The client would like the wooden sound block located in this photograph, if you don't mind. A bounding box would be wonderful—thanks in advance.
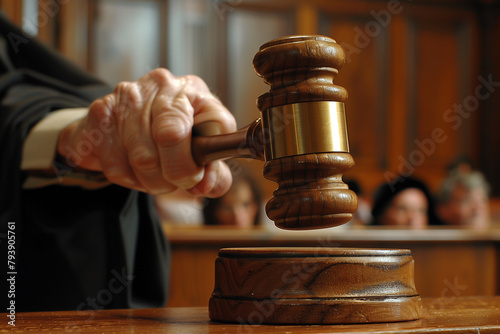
[209,247,422,325]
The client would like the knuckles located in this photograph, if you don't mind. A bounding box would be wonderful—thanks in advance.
[152,117,190,149]
[87,99,110,123]
[182,74,208,90]
[102,165,129,185]
[91,68,233,196]
[147,68,208,93]
[146,68,176,87]
[113,81,143,112]
[129,150,158,174]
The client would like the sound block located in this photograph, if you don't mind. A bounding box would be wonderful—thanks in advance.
[209,247,422,325]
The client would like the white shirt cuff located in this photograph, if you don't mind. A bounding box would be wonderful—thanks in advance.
[21,108,111,189]
[21,108,88,170]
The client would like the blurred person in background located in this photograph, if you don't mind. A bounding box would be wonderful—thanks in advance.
[436,170,490,229]
[371,176,442,228]
[203,165,262,228]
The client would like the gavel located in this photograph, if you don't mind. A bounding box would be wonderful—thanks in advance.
[197,35,422,325]
[192,35,357,230]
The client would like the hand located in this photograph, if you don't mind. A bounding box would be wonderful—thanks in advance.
[57,68,237,197]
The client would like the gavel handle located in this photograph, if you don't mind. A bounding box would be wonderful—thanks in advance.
[191,118,265,166]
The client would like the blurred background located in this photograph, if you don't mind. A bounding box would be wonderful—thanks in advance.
[2,0,499,221]
[3,0,500,305]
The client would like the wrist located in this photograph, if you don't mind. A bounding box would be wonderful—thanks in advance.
[21,108,89,171]
[57,119,78,167]
[57,120,102,172]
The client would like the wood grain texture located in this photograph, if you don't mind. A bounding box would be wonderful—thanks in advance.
[190,34,357,230]
[264,153,357,229]
[3,296,500,333]
[210,295,422,325]
[164,226,500,307]
[253,35,348,111]
[252,36,357,230]
[209,247,422,324]
[191,119,265,165]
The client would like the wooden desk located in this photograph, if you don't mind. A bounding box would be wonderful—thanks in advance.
[165,225,500,307]
[3,296,499,333]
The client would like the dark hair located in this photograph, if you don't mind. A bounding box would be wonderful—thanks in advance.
[371,176,442,226]
[202,167,262,226]
[344,179,362,196]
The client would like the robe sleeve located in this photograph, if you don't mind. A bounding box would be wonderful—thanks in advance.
[0,13,169,312]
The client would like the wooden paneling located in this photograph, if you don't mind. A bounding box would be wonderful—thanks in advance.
[36,0,58,47]
[479,2,500,197]
[295,3,317,35]
[319,10,390,185]
[317,1,482,195]
[59,1,89,69]
[168,246,219,307]
[165,226,500,307]
[224,4,294,127]
[0,0,22,25]
[7,0,497,196]
[406,9,478,189]
[394,242,496,298]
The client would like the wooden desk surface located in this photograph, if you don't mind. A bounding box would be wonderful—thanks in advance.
[3,296,499,333]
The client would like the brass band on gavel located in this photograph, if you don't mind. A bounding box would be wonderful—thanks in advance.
[262,101,349,161]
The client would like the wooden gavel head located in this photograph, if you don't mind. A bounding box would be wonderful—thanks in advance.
[253,35,357,230]
[192,35,357,230]
[208,38,422,324]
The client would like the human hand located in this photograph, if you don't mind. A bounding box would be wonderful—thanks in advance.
[57,68,237,197]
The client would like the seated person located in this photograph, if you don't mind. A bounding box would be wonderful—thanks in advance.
[202,167,262,228]
[436,170,490,229]
[371,176,442,228]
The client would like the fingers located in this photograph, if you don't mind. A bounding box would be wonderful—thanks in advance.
[116,79,178,194]
[85,94,148,192]
[182,75,237,134]
[151,88,203,190]
[150,70,236,193]
[77,68,237,197]
[187,160,233,198]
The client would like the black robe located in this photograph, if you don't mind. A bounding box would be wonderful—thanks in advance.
[0,14,169,312]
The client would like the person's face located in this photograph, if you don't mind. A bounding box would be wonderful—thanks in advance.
[214,182,258,228]
[442,186,489,228]
[381,188,428,228]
